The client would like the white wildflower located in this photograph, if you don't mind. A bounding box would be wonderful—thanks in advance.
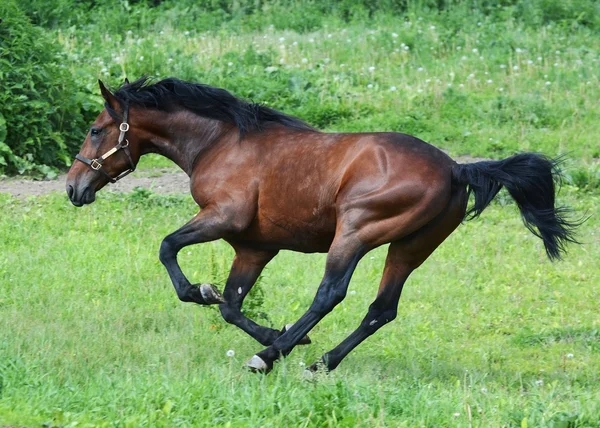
[390,86,397,91]
[368,66,375,72]
[226,349,235,357]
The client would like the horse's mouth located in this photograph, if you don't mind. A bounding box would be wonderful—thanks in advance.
[68,186,96,207]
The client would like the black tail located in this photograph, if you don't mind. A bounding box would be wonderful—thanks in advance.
[452,153,580,261]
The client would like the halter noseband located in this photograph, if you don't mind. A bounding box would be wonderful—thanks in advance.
[75,103,136,183]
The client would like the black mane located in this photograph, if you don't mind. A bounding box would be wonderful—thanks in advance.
[109,77,315,135]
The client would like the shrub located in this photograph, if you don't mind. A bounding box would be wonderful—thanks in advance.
[0,1,94,176]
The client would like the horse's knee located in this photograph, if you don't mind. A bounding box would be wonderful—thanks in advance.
[310,284,347,315]
[219,304,239,324]
[159,238,175,264]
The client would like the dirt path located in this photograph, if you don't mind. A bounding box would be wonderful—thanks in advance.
[0,168,190,198]
[0,155,486,198]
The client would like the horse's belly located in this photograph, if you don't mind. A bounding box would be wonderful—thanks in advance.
[235,211,336,253]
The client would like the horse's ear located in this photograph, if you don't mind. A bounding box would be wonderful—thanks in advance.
[98,79,119,110]
[124,77,130,85]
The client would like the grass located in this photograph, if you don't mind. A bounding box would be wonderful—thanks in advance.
[53,4,600,167]
[0,188,598,426]
[2,2,599,426]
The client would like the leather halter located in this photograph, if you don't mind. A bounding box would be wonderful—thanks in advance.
[75,104,136,183]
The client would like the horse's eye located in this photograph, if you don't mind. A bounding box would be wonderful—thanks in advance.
[90,128,101,136]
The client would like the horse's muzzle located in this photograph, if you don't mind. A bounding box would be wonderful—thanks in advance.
[66,183,96,207]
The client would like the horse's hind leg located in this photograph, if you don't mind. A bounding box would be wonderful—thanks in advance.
[308,244,412,372]
[219,246,311,346]
[309,187,467,372]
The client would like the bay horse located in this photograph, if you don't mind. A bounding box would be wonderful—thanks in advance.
[66,77,578,373]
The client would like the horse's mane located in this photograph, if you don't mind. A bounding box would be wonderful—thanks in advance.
[108,77,315,135]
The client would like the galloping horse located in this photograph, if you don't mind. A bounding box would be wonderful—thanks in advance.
[66,78,578,373]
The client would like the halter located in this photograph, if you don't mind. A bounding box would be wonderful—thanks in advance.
[75,103,136,183]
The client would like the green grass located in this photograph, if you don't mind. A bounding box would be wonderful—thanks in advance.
[54,5,600,167]
[0,188,598,426]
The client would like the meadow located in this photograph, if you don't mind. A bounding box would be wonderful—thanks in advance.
[0,187,598,426]
[1,0,600,426]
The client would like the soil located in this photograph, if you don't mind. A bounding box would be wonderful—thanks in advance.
[0,168,189,198]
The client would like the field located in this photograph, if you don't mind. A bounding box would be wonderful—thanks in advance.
[0,188,599,426]
[1,1,600,426]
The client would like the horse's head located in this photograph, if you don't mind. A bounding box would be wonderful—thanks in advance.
[66,80,139,206]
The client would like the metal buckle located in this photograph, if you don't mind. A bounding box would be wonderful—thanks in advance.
[90,159,102,170]
[119,123,130,132]
[121,138,130,148]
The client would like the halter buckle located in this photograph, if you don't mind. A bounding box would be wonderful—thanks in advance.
[90,159,103,170]
[119,123,130,132]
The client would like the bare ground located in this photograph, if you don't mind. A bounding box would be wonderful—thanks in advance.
[0,168,189,198]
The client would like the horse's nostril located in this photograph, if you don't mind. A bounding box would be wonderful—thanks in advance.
[67,185,74,199]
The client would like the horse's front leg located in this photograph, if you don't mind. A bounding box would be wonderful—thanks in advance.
[159,207,245,305]
[246,235,365,373]
[219,246,311,346]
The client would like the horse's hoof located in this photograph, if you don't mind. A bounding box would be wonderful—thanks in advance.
[198,283,225,304]
[307,360,328,374]
[282,323,312,345]
[246,355,271,374]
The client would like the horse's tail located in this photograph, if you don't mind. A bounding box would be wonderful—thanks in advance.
[451,153,580,261]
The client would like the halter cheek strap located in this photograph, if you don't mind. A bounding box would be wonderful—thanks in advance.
[75,104,136,183]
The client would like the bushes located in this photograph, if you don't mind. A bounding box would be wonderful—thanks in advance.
[0,1,94,176]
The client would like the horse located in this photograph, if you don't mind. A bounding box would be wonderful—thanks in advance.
[66,77,579,374]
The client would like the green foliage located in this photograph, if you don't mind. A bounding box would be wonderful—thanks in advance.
[2,0,599,176]
[0,1,95,176]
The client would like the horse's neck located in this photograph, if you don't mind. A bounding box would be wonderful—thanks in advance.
[144,111,230,176]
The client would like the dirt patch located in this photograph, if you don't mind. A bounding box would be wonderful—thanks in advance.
[0,168,189,198]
